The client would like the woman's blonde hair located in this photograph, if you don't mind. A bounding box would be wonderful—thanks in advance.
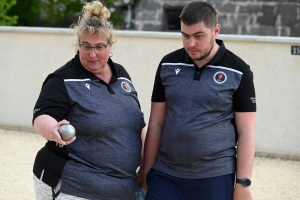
[73,1,116,47]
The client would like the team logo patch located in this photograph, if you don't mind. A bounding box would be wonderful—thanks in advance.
[213,71,227,84]
[121,81,131,92]
[84,83,90,90]
[175,68,181,75]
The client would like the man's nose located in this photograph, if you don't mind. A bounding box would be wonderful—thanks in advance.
[188,38,196,47]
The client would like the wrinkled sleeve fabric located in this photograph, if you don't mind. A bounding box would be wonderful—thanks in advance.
[151,62,166,102]
[32,74,71,124]
[233,65,256,112]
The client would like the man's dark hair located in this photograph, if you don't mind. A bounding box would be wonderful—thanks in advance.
[179,1,217,29]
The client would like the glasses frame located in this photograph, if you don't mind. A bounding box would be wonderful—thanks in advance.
[79,43,109,54]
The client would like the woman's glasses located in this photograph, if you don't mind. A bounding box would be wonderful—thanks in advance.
[79,43,109,53]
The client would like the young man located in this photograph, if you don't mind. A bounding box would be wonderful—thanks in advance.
[142,1,256,200]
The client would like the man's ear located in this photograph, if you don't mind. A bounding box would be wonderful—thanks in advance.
[214,24,221,37]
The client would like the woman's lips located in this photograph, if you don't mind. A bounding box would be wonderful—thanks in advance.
[88,60,99,63]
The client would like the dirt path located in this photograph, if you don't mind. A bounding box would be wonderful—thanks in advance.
[0,129,299,200]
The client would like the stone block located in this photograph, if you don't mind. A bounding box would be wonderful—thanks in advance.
[203,0,223,3]
[257,15,277,26]
[135,11,144,20]
[163,0,188,8]
[290,24,300,37]
[239,5,261,14]
[242,26,273,36]
[220,25,239,35]
[133,21,143,31]
[276,3,297,15]
[215,3,237,13]
[139,1,161,11]
[142,23,162,31]
[281,16,298,26]
[261,4,275,15]
[243,25,290,36]
[206,0,217,6]
[241,26,260,35]
[230,14,249,26]
[218,14,229,26]
[264,26,280,36]
[256,0,299,2]
[256,0,282,2]
[143,10,158,21]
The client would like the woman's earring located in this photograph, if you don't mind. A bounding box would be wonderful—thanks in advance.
[109,52,113,57]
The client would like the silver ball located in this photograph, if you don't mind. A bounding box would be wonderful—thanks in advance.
[59,124,76,141]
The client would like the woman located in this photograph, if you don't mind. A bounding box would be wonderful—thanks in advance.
[32,1,146,199]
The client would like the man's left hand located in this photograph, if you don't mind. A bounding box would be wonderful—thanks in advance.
[233,184,253,200]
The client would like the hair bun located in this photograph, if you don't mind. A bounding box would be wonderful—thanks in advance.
[83,1,111,21]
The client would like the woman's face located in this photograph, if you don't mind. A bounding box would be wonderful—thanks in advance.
[79,31,111,74]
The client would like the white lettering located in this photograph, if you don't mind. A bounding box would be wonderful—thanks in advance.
[250,97,256,103]
[292,46,300,55]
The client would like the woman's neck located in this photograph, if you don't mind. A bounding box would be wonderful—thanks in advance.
[95,64,112,84]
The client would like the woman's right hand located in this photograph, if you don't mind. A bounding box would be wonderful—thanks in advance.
[34,115,77,146]
[51,119,76,146]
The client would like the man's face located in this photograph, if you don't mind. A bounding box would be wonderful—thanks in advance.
[181,22,219,61]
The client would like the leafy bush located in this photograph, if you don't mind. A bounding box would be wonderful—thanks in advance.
[0,0,18,26]
[7,0,122,28]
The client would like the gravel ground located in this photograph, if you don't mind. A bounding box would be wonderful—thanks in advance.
[0,129,299,200]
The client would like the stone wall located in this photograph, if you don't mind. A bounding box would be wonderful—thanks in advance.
[132,0,300,36]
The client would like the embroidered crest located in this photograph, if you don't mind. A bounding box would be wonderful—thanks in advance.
[213,71,227,84]
[121,81,131,92]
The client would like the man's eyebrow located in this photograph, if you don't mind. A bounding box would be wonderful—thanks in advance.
[181,31,205,36]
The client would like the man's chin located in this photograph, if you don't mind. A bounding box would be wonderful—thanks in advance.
[189,55,203,61]
[187,53,198,59]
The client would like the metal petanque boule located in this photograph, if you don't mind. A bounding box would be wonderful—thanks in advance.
[59,124,76,141]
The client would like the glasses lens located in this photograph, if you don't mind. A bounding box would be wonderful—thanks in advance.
[81,45,91,53]
[95,46,106,52]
